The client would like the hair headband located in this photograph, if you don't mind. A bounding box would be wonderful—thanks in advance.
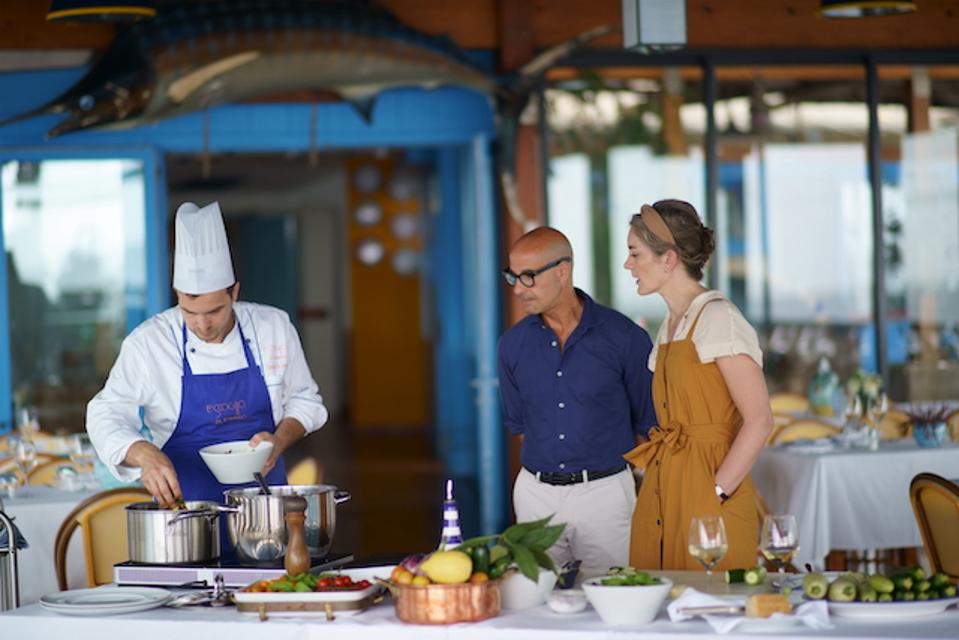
[638,204,676,246]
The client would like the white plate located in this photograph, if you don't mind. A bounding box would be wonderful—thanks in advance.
[827,596,959,619]
[40,587,172,616]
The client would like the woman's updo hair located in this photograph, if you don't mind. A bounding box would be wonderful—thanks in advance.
[629,199,716,281]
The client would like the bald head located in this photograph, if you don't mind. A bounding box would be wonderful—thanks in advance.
[511,227,574,264]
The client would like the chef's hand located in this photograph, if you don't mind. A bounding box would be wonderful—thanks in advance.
[250,418,306,476]
[125,441,182,508]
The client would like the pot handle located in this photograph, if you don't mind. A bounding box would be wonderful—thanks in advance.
[333,490,351,505]
[167,505,240,526]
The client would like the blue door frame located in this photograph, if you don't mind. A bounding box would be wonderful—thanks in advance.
[0,78,506,533]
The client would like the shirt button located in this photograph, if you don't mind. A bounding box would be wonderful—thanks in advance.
[551,340,557,347]
[556,370,563,377]
[656,519,661,526]
[558,402,565,409]
[559,433,565,440]
[559,463,566,470]
[190,348,196,353]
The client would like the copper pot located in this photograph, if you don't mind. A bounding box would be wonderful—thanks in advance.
[393,580,501,625]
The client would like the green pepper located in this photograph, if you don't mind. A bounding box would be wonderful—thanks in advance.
[268,581,295,592]
[488,555,512,580]
[802,573,829,600]
[293,581,312,592]
[471,545,490,575]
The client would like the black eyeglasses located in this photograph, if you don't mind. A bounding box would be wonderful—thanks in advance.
[502,256,571,287]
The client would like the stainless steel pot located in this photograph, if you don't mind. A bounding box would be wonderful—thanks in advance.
[126,501,224,564]
[223,485,350,563]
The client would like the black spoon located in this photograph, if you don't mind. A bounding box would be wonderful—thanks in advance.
[253,471,272,495]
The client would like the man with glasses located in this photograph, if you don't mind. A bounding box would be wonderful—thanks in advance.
[498,227,656,578]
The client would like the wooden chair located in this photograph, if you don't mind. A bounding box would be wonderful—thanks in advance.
[869,409,911,440]
[771,419,840,445]
[54,487,152,590]
[287,457,321,485]
[28,459,78,486]
[767,413,796,445]
[769,393,810,415]
[0,452,61,482]
[909,473,959,580]
[947,409,959,442]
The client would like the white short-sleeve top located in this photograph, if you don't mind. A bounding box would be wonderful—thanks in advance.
[648,290,763,371]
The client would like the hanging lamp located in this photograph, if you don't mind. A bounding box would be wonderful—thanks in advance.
[819,1,917,18]
[47,0,156,22]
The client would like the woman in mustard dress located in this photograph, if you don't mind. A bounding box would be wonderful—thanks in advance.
[622,200,774,571]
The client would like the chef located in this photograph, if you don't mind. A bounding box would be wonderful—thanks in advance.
[87,201,328,507]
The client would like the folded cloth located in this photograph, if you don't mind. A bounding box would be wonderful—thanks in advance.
[0,514,29,551]
[667,588,832,634]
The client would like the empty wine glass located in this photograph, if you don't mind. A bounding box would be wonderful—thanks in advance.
[843,394,863,427]
[867,393,888,428]
[68,434,97,474]
[688,516,728,591]
[14,438,38,492]
[759,514,799,592]
[16,406,40,441]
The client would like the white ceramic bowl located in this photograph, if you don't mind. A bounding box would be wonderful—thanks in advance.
[198,440,273,484]
[546,588,588,614]
[500,568,558,609]
[581,576,672,626]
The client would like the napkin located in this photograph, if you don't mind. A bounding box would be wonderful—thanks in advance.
[667,588,832,634]
[0,515,29,551]
[782,438,836,454]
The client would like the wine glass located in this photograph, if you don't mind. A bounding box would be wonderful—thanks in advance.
[14,438,38,492]
[68,434,97,474]
[842,394,863,427]
[688,516,728,591]
[759,514,799,592]
[867,393,888,429]
[16,406,40,441]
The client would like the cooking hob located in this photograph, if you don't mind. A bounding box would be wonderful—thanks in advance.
[113,552,354,588]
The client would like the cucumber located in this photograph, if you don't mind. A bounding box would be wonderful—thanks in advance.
[725,569,746,584]
[745,567,767,585]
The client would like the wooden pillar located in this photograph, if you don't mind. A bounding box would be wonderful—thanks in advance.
[662,68,688,156]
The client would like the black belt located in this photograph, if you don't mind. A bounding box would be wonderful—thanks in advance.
[527,465,626,486]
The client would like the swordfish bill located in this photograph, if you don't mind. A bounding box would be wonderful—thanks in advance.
[0,0,496,138]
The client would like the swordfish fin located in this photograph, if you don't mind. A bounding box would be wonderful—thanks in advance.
[347,96,378,124]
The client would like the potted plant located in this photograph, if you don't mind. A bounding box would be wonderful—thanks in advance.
[902,405,953,448]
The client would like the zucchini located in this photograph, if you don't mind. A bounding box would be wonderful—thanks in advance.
[725,569,746,584]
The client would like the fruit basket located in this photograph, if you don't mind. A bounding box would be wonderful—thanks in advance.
[390,580,501,625]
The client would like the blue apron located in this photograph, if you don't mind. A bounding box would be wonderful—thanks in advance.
[162,319,287,504]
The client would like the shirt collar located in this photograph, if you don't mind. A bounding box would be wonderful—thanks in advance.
[519,288,602,331]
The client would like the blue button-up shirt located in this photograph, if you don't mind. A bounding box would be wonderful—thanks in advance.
[497,289,656,473]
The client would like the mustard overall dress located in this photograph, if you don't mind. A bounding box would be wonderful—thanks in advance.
[624,300,759,570]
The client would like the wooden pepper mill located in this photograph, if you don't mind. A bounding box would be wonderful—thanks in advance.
[283,495,310,576]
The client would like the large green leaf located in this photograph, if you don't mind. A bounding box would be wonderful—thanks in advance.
[503,539,539,582]
[529,547,557,573]
[502,515,553,543]
[518,523,566,552]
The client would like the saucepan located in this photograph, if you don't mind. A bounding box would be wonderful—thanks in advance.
[126,500,235,564]
[223,484,351,562]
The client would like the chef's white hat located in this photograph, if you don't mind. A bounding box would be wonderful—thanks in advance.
[172,201,235,294]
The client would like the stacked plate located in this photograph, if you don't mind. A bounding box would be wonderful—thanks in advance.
[39,587,172,616]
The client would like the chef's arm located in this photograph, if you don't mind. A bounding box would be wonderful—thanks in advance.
[251,417,306,475]
[124,441,182,508]
[714,354,774,496]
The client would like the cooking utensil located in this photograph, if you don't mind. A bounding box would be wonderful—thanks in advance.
[223,484,350,562]
[126,501,230,564]
[253,471,272,495]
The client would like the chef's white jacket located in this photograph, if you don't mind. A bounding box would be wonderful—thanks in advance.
[86,301,329,482]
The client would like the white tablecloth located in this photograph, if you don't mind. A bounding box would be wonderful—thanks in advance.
[1,485,100,605]
[2,571,957,640]
[752,440,959,569]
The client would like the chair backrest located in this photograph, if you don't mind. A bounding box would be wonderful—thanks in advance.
[909,473,959,580]
[872,409,911,440]
[28,459,77,485]
[0,452,61,482]
[769,393,809,415]
[772,419,840,445]
[287,457,321,485]
[54,487,152,589]
[947,409,959,442]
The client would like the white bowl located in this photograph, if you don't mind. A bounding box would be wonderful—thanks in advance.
[500,568,558,609]
[546,588,588,614]
[581,576,672,626]
[198,440,273,484]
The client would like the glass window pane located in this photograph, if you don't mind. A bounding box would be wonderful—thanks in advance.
[714,67,872,395]
[878,66,959,402]
[2,158,147,434]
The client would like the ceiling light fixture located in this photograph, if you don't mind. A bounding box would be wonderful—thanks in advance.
[819,1,917,18]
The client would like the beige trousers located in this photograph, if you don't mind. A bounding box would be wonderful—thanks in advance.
[513,467,637,580]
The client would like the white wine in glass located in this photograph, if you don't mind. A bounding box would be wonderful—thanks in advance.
[688,516,728,590]
[759,514,799,591]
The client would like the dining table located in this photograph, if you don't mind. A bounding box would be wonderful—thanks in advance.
[1,483,102,605]
[751,439,959,570]
[1,570,957,640]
